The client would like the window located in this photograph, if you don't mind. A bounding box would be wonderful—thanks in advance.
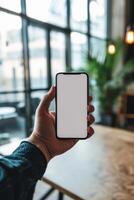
[0,0,21,12]
[90,37,106,61]
[26,0,67,27]
[28,26,48,89]
[71,0,88,32]
[0,13,23,92]
[71,32,88,70]
[0,12,25,140]
[0,93,26,139]
[0,0,108,138]
[51,31,66,83]
[89,0,107,38]
[89,0,107,59]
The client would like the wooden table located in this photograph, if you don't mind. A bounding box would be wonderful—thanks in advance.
[0,125,134,200]
[43,125,134,200]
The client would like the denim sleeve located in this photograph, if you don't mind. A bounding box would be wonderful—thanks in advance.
[0,141,47,200]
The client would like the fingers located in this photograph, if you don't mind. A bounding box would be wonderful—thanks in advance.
[87,126,94,137]
[87,96,94,138]
[87,114,94,138]
[88,95,94,113]
[87,114,95,125]
[88,105,94,113]
[38,86,55,112]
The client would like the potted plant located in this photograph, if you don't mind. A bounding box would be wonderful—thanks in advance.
[86,40,134,126]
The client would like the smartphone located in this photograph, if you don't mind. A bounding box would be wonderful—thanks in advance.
[56,72,89,139]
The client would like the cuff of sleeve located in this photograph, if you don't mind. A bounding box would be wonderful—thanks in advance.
[12,141,47,179]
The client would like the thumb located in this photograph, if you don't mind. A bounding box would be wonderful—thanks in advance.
[38,86,55,112]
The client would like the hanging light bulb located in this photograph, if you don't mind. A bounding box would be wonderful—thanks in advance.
[125,26,134,45]
[107,43,116,55]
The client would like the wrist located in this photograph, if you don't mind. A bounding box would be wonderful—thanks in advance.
[27,133,51,162]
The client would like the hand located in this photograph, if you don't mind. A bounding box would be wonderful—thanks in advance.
[28,86,95,162]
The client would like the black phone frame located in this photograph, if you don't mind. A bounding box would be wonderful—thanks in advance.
[55,72,89,139]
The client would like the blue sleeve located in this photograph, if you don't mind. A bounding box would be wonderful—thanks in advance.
[0,141,47,200]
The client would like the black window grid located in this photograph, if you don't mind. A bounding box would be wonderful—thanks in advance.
[0,0,110,136]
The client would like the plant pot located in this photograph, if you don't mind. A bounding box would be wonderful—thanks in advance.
[100,113,116,127]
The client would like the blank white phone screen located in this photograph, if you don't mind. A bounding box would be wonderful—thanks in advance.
[56,73,88,138]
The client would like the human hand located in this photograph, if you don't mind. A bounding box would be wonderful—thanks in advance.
[28,86,95,162]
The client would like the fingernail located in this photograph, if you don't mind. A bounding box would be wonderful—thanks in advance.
[88,126,94,134]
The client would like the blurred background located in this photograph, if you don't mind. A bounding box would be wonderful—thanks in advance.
[0,0,133,141]
[0,1,134,199]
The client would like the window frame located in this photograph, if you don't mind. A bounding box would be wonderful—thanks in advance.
[0,0,110,136]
